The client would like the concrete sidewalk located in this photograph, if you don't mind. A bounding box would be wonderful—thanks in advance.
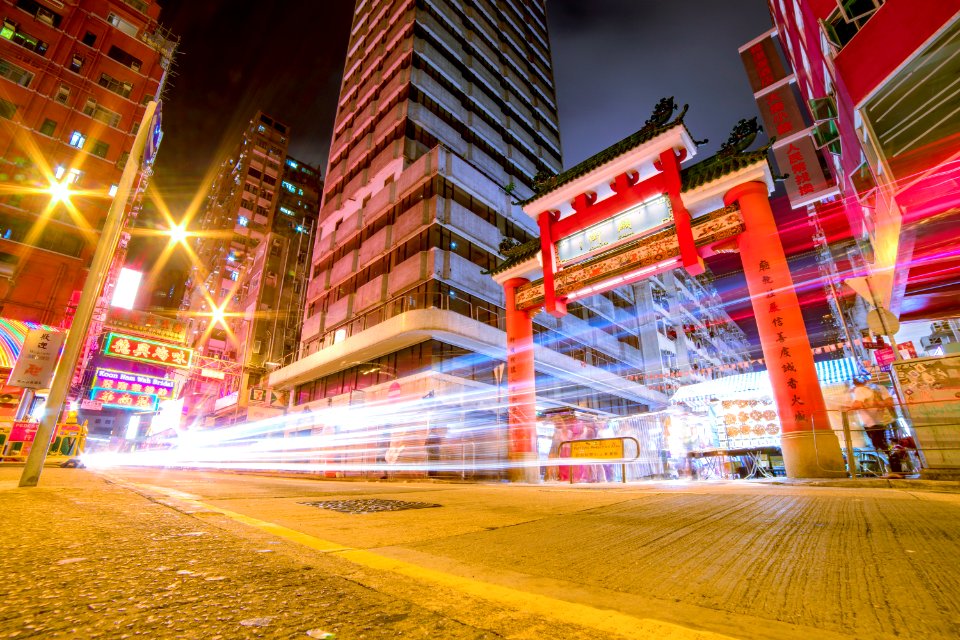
[4,467,960,639]
[0,468,501,639]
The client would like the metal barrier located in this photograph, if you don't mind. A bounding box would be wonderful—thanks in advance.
[559,437,640,484]
[827,408,924,477]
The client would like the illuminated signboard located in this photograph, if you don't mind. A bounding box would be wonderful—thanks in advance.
[102,332,193,369]
[90,387,160,411]
[556,195,672,264]
[92,368,175,398]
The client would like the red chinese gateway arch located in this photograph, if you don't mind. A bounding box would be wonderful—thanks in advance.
[490,100,846,481]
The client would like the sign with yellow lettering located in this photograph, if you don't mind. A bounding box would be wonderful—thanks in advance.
[570,438,625,459]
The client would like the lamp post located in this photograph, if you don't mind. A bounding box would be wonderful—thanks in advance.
[19,101,159,487]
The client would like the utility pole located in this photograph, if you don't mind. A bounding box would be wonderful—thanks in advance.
[19,101,159,487]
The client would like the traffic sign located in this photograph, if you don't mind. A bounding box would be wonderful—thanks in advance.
[867,308,900,335]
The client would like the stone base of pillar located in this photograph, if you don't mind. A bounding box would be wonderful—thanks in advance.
[781,430,848,478]
[507,452,541,483]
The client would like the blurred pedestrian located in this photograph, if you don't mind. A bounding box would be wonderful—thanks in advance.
[849,376,898,468]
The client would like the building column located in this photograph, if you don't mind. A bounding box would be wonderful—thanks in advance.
[632,282,663,377]
[725,181,846,478]
[504,277,540,483]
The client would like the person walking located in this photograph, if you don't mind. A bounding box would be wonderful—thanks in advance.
[849,376,899,473]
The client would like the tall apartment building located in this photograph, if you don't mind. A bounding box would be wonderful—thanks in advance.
[0,0,175,325]
[755,0,959,325]
[182,112,320,426]
[266,0,751,475]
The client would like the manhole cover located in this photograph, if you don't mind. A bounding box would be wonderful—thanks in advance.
[300,498,441,514]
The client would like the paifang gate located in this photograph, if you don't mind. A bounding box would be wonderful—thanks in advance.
[490,99,846,481]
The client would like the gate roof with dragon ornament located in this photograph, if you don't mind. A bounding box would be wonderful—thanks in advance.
[490,100,776,307]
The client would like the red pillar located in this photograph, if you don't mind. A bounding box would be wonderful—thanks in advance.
[537,211,567,318]
[504,277,540,483]
[658,149,705,276]
[725,181,845,478]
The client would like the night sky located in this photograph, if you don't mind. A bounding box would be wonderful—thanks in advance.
[148,0,772,211]
[139,0,792,349]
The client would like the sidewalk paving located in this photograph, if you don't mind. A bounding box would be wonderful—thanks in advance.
[4,467,960,639]
[0,468,500,639]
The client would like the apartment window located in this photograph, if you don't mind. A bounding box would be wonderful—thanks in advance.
[39,118,55,136]
[122,0,149,15]
[1,20,48,56]
[107,45,142,72]
[823,0,884,49]
[248,167,262,179]
[69,54,83,72]
[81,31,97,47]
[87,104,121,128]
[54,84,69,103]
[16,0,63,27]
[237,215,248,227]
[262,175,276,186]
[0,99,15,120]
[108,184,118,197]
[90,140,109,158]
[0,57,33,87]
[98,73,133,98]
[116,151,129,169]
[107,13,138,38]
[68,130,86,149]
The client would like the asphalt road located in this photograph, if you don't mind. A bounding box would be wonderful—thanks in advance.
[4,468,960,639]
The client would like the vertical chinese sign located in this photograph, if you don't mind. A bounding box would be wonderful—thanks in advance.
[741,33,836,208]
[7,329,67,389]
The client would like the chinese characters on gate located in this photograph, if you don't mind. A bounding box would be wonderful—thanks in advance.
[758,259,808,426]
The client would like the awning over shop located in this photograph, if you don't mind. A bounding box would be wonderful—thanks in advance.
[0,318,61,370]
[671,357,864,408]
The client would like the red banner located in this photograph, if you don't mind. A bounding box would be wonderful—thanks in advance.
[741,36,788,93]
[772,136,836,208]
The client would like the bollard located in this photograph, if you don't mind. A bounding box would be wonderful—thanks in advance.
[841,411,856,478]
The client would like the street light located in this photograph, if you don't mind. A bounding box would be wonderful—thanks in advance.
[167,221,188,245]
[19,101,160,487]
[46,179,72,205]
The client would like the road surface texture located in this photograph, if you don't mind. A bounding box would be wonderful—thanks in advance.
[1,468,959,639]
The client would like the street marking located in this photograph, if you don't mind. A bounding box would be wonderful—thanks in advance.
[125,480,736,640]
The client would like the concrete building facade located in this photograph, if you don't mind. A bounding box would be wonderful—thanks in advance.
[267,0,750,475]
[181,112,321,426]
[0,0,175,325]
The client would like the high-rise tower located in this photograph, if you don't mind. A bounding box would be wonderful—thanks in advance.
[182,112,321,426]
[268,0,746,474]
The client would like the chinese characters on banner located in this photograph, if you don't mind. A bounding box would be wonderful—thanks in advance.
[90,387,160,411]
[757,259,809,427]
[740,33,837,208]
[7,328,67,388]
[740,36,787,92]
[92,368,175,397]
[106,307,187,343]
[102,332,193,369]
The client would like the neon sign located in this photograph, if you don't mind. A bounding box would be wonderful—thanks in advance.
[92,368,175,397]
[90,387,159,411]
[102,332,193,369]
